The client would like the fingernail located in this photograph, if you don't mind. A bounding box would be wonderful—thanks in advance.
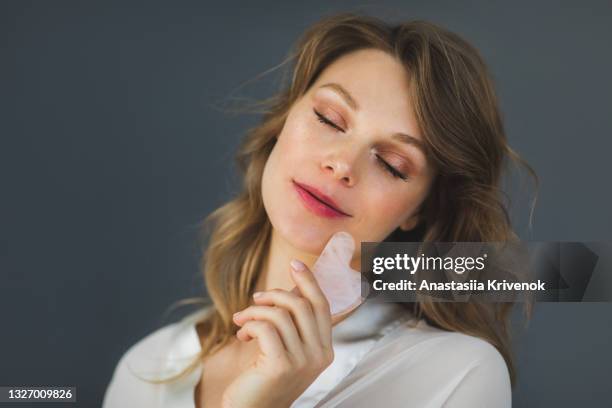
[233,311,241,318]
[290,259,305,273]
[253,291,263,298]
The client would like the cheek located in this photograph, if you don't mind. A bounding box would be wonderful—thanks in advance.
[260,125,332,253]
[263,115,312,181]
[279,115,320,157]
[355,189,422,239]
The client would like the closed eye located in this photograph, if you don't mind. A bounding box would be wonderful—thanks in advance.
[375,154,408,181]
[313,108,409,181]
[314,109,345,132]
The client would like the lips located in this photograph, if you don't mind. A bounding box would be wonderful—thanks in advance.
[292,180,351,217]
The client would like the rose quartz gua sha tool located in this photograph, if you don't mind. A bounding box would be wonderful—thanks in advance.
[311,231,364,317]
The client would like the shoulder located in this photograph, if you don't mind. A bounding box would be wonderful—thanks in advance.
[424,329,511,407]
[102,307,212,408]
[336,318,512,407]
[418,325,508,369]
[389,318,509,372]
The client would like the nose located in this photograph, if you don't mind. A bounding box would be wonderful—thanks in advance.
[321,147,359,187]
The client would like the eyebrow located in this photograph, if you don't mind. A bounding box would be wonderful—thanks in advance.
[319,83,360,111]
[318,82,427,156]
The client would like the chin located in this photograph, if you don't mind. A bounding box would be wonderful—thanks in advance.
[278,212,334,254]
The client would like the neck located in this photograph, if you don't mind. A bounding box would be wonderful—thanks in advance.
[254,227,320,292]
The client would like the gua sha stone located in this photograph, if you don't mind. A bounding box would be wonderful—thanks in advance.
[311,231,364,316]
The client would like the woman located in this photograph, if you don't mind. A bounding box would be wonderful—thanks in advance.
[103,12,537,408]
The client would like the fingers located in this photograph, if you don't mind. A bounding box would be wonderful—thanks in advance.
[251,288,322,349]
[233,259,335,369]
[236,320,286,359]
[288,259,333,347]
[233,305,304,358]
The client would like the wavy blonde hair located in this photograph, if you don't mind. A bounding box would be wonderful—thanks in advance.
[148,12,539,388]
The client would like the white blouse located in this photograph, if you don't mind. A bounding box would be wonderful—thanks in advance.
[103,298,511,407]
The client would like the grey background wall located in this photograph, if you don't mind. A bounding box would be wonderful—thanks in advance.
[1,1,611,407]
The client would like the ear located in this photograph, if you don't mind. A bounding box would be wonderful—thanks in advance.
[399,213,420,231]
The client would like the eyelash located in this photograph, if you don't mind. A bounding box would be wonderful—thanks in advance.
[313,109,409,181]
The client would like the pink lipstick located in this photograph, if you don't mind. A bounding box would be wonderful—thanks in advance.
[292,180,351,218]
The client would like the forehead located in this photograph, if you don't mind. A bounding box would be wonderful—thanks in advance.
[310,48,420,138]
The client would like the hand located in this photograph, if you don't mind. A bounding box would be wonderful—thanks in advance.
[221,259,335,408]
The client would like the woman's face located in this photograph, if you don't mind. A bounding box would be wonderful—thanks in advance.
[261,48,436,261]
